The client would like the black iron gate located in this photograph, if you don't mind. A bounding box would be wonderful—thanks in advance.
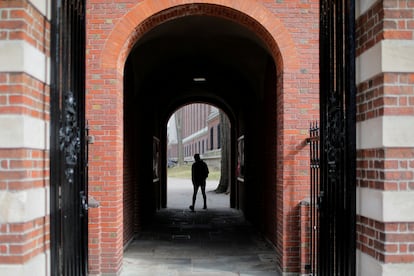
[50,0,88,275]
[318,0,356,275]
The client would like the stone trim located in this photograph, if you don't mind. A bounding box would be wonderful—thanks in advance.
[0,41,49,84]
[357,250,414,276]
[357,116,414,149]
[0,187,49,223]
[357,187,414,222]
[0,250,49,276]
[355,0,377,18]
[0,115,49,150]
[29,0,51,19]
[356,40,414,84]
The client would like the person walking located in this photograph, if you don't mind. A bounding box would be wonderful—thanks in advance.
[189,153,209,211]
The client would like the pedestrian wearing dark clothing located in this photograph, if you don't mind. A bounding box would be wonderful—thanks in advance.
[189,153,209,211]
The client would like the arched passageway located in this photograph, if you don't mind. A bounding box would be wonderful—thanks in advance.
[87,2,315,274]
[122,13,277,240]
[121,15,279,273]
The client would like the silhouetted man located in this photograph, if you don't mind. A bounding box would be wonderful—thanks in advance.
[189,153,209,211]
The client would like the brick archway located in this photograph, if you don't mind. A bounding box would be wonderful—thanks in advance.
[87,1,306,274]
[100,1,299,72]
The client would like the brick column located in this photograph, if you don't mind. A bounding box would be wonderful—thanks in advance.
[0,0,51,275]
[88,197,101,275]
[299,200,311,275]
[356,1,414,275]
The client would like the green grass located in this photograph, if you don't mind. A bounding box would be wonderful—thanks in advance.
[167,164,221,181]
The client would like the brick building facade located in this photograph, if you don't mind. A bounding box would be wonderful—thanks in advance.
[0,0,413,275]
[168,103,221,164]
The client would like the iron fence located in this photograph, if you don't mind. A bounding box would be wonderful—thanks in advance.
[307,122,320,276]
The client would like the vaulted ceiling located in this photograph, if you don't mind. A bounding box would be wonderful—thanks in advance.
[125,15,273,116]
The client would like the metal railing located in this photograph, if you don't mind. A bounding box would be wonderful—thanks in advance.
[306,122,320,276]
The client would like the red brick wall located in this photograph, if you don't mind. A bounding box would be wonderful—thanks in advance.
[356,148,414,263]
[86,1,318,274]
[357,216,414,263]
[357,148,414,191]
[0,0,50,269]
[0,0,50,53]
[300,201,311,274]
[356,0,414,57]
[263,59,278,243]
[0,74,50,120]
[262,1,319,272]
[88,203,101,274]
[123,126,136,246]
[357,73,414,121]
[0,217,49,264]
[0,149,50,264]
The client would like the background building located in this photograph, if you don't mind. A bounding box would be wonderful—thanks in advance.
[168,104,222,168]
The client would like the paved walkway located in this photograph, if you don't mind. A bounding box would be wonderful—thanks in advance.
[166,178,229,210]
[121,178,280,276]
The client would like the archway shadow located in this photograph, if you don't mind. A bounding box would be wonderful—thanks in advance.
[122,207,280,275]
[122,177,280,275]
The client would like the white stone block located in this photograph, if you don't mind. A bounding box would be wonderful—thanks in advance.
[357,116,414,149]
[356,40,414,84]
[357,250,414,276]
[0,251,48,276]
[29,0,51,19]
[0,115,49,150]
[0,188,48,224]
[357,187,414,222]
[356,0,378,17]
[0,41,47,83]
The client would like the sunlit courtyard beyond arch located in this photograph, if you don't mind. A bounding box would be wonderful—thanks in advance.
[167,178,229,210]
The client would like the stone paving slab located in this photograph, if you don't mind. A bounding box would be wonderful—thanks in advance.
[122,209,280,275]
[121,178,281,276]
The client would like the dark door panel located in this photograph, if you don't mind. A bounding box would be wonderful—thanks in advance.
[50,0,88,275]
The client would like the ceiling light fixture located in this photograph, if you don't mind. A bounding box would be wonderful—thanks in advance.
[193,77,206,82]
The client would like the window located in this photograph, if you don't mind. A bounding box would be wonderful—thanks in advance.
[210,127,214,150]
[217,124,221,149]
